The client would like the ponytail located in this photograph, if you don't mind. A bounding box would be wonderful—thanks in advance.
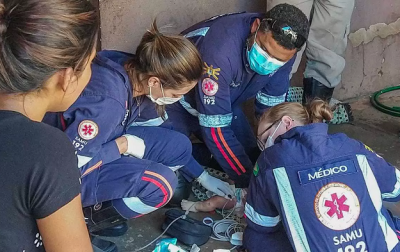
[125,19,202,116]
[307,99,333,123]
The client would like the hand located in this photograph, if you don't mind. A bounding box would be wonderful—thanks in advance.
[115,136,128,154]
[197,171,235,198]
[122,134,145,158]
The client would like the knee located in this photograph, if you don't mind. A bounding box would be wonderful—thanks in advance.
[144,164,179,206]
[168,132,193,164]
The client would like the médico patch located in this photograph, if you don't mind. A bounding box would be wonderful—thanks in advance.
[314,182,360,231]
[297,160,357,185]
[78,120,99,140]
[202,78,219,96]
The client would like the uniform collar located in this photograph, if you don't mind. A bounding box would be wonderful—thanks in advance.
[275,123,329,143]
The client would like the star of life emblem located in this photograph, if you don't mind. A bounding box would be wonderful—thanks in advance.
[202,78,219,96]
[314,182,360,230]
[78,120,99,140]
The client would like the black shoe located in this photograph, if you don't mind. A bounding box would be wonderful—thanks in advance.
[84,201,127,235]
[303,77,334,104]
[167,171,191,207]
[91,236,118,252]
[91,222,128,237]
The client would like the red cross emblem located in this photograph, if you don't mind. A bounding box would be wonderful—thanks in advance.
[324,193,350,219]
[78,120,98,140]
[82,124,94,136]
[202,78,218,96]
[205,82,214,92]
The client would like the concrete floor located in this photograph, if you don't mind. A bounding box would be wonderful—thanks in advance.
[106,94,400,252]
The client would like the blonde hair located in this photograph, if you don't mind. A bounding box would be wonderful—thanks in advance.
[260,99,333,126]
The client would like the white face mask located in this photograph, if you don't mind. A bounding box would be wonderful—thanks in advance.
[147,85,182,105]
[265,121,282,148]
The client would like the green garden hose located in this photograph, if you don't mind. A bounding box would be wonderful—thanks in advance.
[370,86,400,117]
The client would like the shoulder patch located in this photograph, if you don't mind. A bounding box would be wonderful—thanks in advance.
[253,163,259,176]
[203,62,220,80]
[202,78,219,96]
[78,120,99,140]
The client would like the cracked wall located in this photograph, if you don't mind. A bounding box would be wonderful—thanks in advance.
[333,0,400,100]
[98,0,399,100]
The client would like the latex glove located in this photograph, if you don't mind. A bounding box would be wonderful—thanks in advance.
[197,171,235,198]
[123,134,145,159]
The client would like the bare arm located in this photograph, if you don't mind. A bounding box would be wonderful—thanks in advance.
[37,195,92,252]
[115,136,128,154]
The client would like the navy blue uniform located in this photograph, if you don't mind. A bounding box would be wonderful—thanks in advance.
[44,50,200,218]
[167,13,295,187]
[244,123,400,251]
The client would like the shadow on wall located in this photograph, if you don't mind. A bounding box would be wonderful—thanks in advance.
[99,0,265,52]
[100,0,400,101]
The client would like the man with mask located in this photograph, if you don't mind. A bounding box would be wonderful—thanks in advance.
[167,4,310,187]
[267,0,355,106]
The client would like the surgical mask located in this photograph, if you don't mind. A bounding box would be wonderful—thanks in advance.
[147,85,182,105]
[247,27,286,75]
[265,121,282,148]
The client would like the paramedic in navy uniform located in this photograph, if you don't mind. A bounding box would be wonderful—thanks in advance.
[244,100,400,251]
[45,21,234,237]
[167,4,310,187]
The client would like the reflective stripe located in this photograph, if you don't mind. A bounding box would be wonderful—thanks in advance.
[168,165,183,172]
[357,155,399,251]
[131,112,168,127]
[244,203,280,227]
[199,113,232,128]
[77,155,92,168]
[217,127,246,173]
[144,170,174,201]
[179,97,199,117]
[382,169,400,199]
[81,160,102,177]
[273,167,311,252]
[256,92,286,107]
[211,127,241,175]
[184,27,210,38]
[122,197,157,215]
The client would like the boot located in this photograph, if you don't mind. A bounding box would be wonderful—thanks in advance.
[302,77,334,104]
[84,201,128,237]
[91,236,118,252]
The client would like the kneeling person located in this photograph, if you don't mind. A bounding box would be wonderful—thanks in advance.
[244,100,400,251]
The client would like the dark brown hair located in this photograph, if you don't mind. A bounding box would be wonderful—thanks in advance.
[0,0,99,94]
[125,19,203,94]
[260,99,333,126]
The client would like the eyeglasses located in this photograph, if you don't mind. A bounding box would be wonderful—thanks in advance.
[256,119,280,149]
[264,18,307,49]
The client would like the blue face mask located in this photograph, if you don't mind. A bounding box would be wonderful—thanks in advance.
[247,28,286,75]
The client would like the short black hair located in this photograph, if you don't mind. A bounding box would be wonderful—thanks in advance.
[262,3,310,50]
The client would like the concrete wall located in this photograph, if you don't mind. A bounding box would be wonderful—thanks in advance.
[99,0,400,100]
[334,0,400,100]
[99,0,265,52]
